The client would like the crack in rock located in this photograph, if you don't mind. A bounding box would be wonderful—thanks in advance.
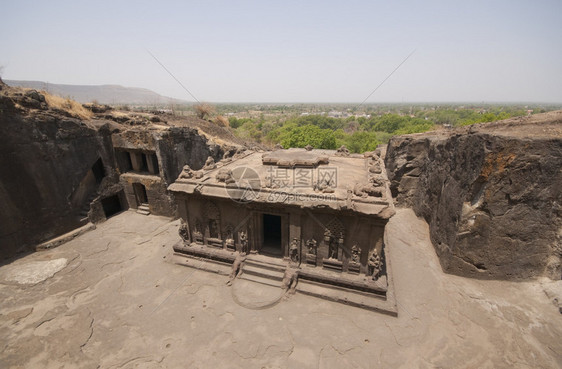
[101,256,137,270]
[85,241,111,258]
[80,316,94,350]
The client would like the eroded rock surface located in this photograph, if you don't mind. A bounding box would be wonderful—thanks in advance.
[0,80,246,259]
[385,112,562,280]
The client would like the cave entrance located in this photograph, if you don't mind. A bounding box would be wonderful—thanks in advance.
[101,194,123,218]
[261,214,282,257]
[133,183,148,206]
[92,158,105,184]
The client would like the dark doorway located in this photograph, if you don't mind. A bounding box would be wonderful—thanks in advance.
[262,214,282,257]
[133,183,148,205]
[117,151,132,172]
[140,153,148,172]
[91,158,105,184]
[101,195,123,218]
[149,153,159,175]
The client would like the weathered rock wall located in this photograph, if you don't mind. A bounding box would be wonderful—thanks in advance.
[0,109,115,259]
[156,127,224,185]
[385,113,562,280]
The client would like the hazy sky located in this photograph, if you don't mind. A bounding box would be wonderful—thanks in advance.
[2,0,561,103]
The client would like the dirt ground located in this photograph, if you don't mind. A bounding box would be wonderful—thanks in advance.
[1,209,561,368]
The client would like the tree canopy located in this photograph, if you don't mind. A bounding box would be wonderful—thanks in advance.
[276,124,337,149]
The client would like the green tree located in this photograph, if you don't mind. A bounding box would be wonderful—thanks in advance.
[278,124,337,149]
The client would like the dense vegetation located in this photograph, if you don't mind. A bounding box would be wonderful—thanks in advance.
[225,104,550,153]
[137,102,559,153]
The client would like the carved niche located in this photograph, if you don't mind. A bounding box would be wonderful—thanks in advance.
[348,244,361,274]
[289,238,300,263]
[305,238,318,266]
[368,248,384,281]
[179,219,190,244]
[224,224,236,251]
[193,219,204,244]
[238,230,248,254]
[204,201,222,247]
[322,217,345,272]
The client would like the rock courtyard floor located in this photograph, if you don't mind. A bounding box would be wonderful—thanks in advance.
[1,209,561,369]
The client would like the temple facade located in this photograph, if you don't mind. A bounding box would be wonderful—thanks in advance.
[169,147,397,312]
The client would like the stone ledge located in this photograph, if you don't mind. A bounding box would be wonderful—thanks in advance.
[36,223,96,251]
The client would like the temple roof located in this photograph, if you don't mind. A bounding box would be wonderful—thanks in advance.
[168,148,395,219]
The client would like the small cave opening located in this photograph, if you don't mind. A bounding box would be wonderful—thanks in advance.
[92,158,105,184]
[101,194,123,218]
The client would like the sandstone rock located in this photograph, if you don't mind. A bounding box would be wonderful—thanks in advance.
[385,112,562,280]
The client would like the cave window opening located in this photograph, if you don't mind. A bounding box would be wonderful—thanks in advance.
[140,153,148,172]
[101,194,123,218]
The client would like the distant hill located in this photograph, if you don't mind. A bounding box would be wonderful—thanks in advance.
[5,80,188,105]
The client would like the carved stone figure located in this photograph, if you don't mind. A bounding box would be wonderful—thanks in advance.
[239,231,248,253]
[368,249,383,280]
[323,228,331,242]
[336,145,350,157]
[224,226,235,250]
[289,238,299,263]
[203,156,216,170]
[369,163,382,174]
[281,266,299,295]
[222,148,236,161]
[178,165,194,179]
[328,237,339,259]
[178,219,190,243]
[306,238,318,255]
[347,244,361,274]
[351,244,361,264]
[208,219,219,238]
[354,183,383,198]
[216,168,235,184]
[226,252,247,286]
[314,177,336,193]
[370,174,385,187]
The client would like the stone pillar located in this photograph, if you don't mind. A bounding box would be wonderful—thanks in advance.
[130,152,144,172]
[249,213,259,254]
[288,211,301,259]
[147,154,158,175]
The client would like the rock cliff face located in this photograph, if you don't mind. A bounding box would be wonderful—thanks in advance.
[385,112,562,280]
[0,87,114,259]
[0,80,242,259]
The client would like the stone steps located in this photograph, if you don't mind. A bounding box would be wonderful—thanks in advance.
[239,257,285,287]
[136,203,151,215]
[242,263,284,280]
[239,271,282,288]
